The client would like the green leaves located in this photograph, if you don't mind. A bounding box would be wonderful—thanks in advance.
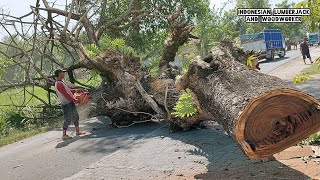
[84,35,138,58]
[246,55,256,68]
[172,92,198,118]
[305,134,320,145]
[182,54,196,74]
[148,57,160,77]
[85,44,101,58]
[296,0,320,32]
[293,73,310,85]
[0,57,14,79]
[294,59,320,85]
[99,34,137,56]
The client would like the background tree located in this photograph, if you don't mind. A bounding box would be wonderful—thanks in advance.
[297,0,320,32]
[0,0,212,126]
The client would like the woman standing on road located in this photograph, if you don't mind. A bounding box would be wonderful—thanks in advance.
[54,69,86,140]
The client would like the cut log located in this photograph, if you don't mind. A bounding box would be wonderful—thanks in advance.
[177,43,320,159]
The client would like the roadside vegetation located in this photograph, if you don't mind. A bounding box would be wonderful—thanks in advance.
[304,134,320,145]
[0,75,101,147]
[294,59,320,144]
[301,59,320,75]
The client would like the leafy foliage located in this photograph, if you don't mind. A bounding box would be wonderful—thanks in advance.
[172,92,198,118]
[3,111,25,129]
[304,134,320,145]
[0,108,58,147]
[148,57,161,77]
[300,58,320,75]
[0,57,14,80]
[0,118,8,135]
[294,58,320,85]
[296,0,320,31]
[85,35,138,58]
[293,73,311,85]
[181,54,197,74]
[0,110,27,137]
[100,35,137,56]
[193,5,224,56]
[85,44,102,58]
[246,55,257,68]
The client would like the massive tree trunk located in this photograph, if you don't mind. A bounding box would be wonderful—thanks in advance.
[177,43,320,159]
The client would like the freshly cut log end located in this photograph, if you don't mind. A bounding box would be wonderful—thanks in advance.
[236,89,320,159]
[177,43,320,160]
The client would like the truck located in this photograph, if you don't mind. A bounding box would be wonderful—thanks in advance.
[239,29,286,61]
[307,32,319,46]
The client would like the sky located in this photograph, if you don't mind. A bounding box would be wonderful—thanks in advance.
[0,0,69,38]
[0,0,41,19]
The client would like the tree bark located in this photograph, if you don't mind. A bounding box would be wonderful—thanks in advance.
[158,8,194,75]
[177,43,320,159]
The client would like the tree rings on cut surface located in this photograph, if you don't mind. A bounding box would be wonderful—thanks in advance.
[236,89,320,159]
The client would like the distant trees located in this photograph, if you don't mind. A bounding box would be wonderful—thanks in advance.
[212,0,308,41]
[297,0,320,32]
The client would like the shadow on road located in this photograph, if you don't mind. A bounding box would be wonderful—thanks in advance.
[164,122,309,179]
[55,116,111,148]
[56,136,83,148]
[74,121,162,155]
[68,118,310,179]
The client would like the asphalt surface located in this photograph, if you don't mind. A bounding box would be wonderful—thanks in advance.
[0,116,163,180]
[259,46,316,74]
[0,48,314,180]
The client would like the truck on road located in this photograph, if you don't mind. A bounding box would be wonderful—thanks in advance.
[240,29,286,61]
[307,32,319,46]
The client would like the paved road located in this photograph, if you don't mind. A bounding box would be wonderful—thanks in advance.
[259,46,317,74]
[0,116,162,180]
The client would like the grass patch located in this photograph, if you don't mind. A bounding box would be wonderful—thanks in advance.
[301,61,320,75]
[0,87,58,107]
[0,127,49,147]
[0,74,97,147]
[0,87,62,148]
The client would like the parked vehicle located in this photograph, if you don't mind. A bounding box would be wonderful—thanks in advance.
[240,29,286,61]
[307,32,319,46]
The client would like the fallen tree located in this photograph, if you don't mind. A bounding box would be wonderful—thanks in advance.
[177,43,320,159]
[1,0,320,160]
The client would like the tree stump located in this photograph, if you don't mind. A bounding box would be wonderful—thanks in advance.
[177,44,320,159]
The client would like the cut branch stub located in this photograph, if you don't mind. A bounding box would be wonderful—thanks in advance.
[178,44,320,159]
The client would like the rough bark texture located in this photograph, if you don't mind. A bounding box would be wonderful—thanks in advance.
[158,8,194,76]
[83,51,181,127]
[177,43,320,159]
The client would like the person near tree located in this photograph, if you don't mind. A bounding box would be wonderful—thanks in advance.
[54,69,86,140]
[300,37,313,65]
